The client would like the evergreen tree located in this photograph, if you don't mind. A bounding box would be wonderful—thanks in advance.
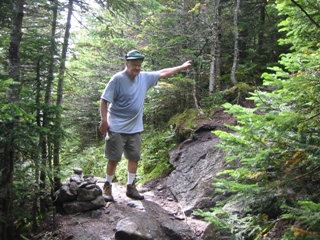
[197,0,320,238]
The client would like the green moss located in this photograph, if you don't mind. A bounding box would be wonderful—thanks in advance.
[168,108,199,141]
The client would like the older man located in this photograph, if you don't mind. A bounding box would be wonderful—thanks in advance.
[99,50,191,201]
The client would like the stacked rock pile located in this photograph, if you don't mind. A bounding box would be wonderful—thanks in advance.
[54,168,105,214]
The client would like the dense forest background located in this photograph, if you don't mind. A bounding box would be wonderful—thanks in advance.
[0,0,319,239]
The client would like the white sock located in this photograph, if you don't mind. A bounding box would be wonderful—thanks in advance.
[106,174,114,184]
[127,172,136,185]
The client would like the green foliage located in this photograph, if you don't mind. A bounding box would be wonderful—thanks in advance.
[221,82,256,105]
[138,127,176,183]
[2,0,318,238]
[196,208,265,239]
[198,1,320,238]
[200,91,226,108]
[282,201,320,234]
[61,142,106,179]
[13,161,50,233]
[281,230,319,240]
[168,108,199,141]
[200,92,228,119]
[60,127,176,184]
[144,76,195,127]
[0,90,46,235]
[61,138,132,183]
[210,68,320,237]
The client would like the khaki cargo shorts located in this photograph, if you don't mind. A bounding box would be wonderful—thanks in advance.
[104,132,142,162]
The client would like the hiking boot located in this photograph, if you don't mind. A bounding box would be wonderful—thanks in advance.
[103,181,114,202]
[126,183,144,200]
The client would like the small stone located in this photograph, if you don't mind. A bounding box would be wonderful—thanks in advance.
[87,178,98,184]
[52,230,60,236]
[73,168,83,174]
[100,237,112,240]
[174,214,185,220]
[70,173,83,183]
[64,234,73,240]
[157,185,164,191]
[127,201,144,210]
[85,184,96,189]
[91,210,102,218]
[138,187,150,193]
[167,211,176,216]
[84,174,94,179]
[78,181,88,188]
[69,181,78,195]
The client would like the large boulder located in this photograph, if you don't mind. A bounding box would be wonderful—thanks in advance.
[115,200,196,240]
[166,124,227,214]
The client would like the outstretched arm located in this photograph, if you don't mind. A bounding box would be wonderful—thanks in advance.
[158,60,192,79]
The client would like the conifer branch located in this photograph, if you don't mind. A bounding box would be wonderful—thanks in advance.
[290,0,320,29]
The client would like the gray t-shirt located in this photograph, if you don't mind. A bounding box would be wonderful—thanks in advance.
[101,70,160,134]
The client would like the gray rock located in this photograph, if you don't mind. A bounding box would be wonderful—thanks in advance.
[85,184,96,189]
[70,172,84,183]
[78,181,88,188]
[73,167,83,174]
[167,130,226,214]
[84,174,94,179]
[77,187,101,202]
[69,181,78,195]
[115,200,196,240]
[55,184,76,202]
[116,213,164,240]
[84,175,97,184]
[201,223,232,240]
[91,209,102,218]
[63,195,105,214]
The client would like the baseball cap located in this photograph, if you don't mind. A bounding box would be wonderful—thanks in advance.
[125,50,145,61]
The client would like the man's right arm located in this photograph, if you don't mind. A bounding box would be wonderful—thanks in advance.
[99,98,109,137]
[158,60,192,79]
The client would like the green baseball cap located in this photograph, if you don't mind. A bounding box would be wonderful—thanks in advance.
[125,50,145,61]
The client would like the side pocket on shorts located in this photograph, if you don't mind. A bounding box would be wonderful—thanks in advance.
[105,131,114,141]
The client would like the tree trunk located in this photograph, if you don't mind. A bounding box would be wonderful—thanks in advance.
[231,0,241,85]
[0,141,15,240]
[215,15,221,91]
[53,0,73,191]
[0,0,25,239]
[7,1,24,104]
[32,59,42,232]
[40,0,59,215]
[209,47,216,96]
[208,0,221,95]
[258,0,266,51]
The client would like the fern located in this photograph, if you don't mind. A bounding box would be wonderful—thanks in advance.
[281,201,320,233]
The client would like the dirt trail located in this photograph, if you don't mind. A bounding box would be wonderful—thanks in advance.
[49,110,240,240]
[54,178,209,240]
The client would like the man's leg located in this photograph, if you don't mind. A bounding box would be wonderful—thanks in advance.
[124,133,144,200]
[106,160,118,180]
[127,159,138,184]
[103,131,123,202]
[126,159,144,200]
[103,160,118,202]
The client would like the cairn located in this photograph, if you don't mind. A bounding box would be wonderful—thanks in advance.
[54,168,105,214]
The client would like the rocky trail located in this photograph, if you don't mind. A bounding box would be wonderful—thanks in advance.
[44,109,237,240]
[29,108,291,240]
[54,178,209,240]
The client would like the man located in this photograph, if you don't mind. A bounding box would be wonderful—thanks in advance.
[99,50,192,201]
